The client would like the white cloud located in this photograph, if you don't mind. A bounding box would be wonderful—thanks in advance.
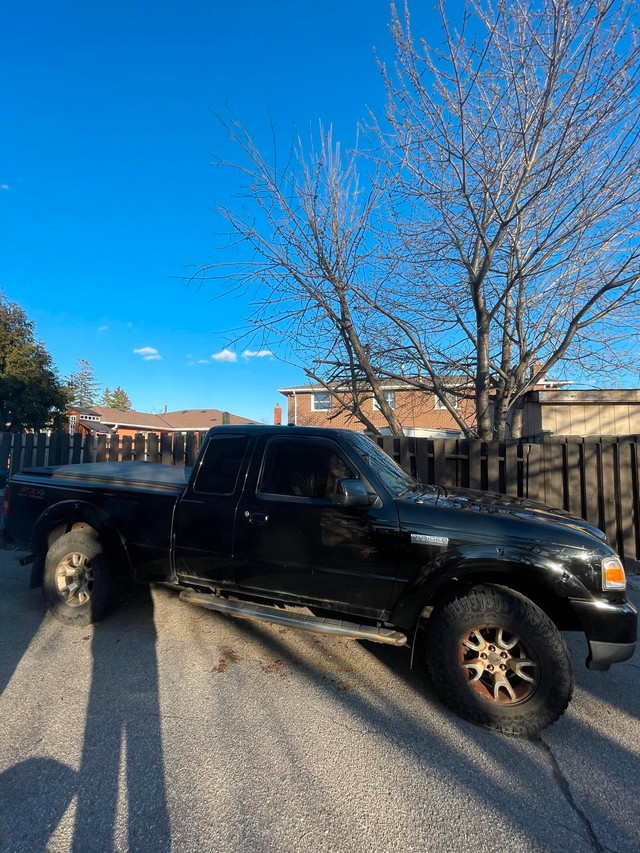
[98,325,109,333]
[242,349,273,359]
[0,185,8,190]
[211,349,237,363]
[197,359,210,364]
[134,346,162,361]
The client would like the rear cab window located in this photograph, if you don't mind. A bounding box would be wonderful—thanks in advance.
[192,434,251,495]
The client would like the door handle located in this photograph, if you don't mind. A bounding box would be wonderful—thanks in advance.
[245,511,269,524]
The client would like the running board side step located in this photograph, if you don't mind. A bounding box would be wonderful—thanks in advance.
[179,590,407,646]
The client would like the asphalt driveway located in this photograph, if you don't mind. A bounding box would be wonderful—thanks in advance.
[0,548,638,853]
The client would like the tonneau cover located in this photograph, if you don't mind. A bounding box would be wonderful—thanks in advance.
[19,461,192,493]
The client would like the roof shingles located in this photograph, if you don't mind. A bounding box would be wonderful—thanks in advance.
[73,407,257,431]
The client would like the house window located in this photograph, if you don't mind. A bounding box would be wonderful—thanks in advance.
[373,390,396,411]
[435,392,458,411]
[311,393,332,412]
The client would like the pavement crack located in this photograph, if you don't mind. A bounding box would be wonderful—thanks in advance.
[535,735,604,853]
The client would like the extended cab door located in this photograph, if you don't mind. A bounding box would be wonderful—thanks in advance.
[233,434,400,619]
[174,432,253,585]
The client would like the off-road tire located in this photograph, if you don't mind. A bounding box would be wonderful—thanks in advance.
[425,584,573,735]
[43,531,119,626]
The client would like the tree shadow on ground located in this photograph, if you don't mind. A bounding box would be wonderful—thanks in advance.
[204,606,640,852]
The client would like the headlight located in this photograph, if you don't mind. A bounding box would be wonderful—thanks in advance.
[602,556,626,590]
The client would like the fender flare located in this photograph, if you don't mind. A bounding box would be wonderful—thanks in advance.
[390,543,591,633]
[28,500,133,589]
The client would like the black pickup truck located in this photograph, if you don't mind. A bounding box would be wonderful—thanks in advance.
[3,425,636,734]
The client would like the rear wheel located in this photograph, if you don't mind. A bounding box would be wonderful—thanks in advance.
[424,584,573,735]
[43,531,119,626]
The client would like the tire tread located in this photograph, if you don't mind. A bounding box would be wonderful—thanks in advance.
[425,584,573,735]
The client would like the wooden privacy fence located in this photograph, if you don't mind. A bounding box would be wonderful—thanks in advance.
[2,431,639,561]
[0,430,208,479]
[377,435,640,562]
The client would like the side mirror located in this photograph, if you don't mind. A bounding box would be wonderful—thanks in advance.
[334,478,374,508]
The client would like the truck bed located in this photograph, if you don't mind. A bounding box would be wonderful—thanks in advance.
[7,462,190,578]
[20,462,192,493]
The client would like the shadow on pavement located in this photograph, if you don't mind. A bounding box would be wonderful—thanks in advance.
[207,607,639,852]
[0,551,44,698]
[72,583,171,851]
[0,581,171,852]
[0,758,76,852]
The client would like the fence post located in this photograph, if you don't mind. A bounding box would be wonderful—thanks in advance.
[147,433,160,463]
[600,441,618,550]
[185,432,198,466]
[121,435,133,461]
[70,433,83,464]
[161,433,173,465]
[173,434,185,467]
[504,443,520,496]
[486,443,500,493]
[468,440,483,490]
[617,441,637,560]
[82,434,94,463]
[107,434,120,462]
[134,433,146,461]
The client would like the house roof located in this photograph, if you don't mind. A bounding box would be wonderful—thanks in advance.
[83,407,258,431]
[163,409,257,429]
[69,406,104,417]
[278,378,470,395]
[78,419,116,434]
[528,389,640,404]
[279,375,569,396]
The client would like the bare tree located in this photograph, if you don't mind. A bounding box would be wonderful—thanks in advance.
[199,1,640,441]
[375,0,640,438]
[197,118,406,435]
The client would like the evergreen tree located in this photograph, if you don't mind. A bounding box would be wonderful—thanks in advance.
[110,386,132,411]
[67,358,100,407]
[100,385,132,410]
[0,293,69,431]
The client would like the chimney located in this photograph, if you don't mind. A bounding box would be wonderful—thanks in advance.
[274,405,282,425]
[164,403,168,414]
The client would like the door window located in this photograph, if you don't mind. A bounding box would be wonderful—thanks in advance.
[258,441,355,500]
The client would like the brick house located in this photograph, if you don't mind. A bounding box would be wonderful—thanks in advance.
[278,381,476,436]
[66,406,257,439]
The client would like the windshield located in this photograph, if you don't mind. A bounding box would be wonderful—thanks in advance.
[345,433,418,496]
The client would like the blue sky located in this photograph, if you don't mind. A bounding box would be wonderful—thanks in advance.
[1,0,440,422]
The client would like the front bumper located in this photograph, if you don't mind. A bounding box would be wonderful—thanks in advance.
[569,597,637,670]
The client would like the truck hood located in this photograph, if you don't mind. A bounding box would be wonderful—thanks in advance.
[397,484,608,547]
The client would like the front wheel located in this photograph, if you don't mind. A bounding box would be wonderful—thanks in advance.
[424,585,573,735]
[43,531,119,626]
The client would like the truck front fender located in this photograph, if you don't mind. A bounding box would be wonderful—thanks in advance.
[390,543,592,632]
[28,500,133,589]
